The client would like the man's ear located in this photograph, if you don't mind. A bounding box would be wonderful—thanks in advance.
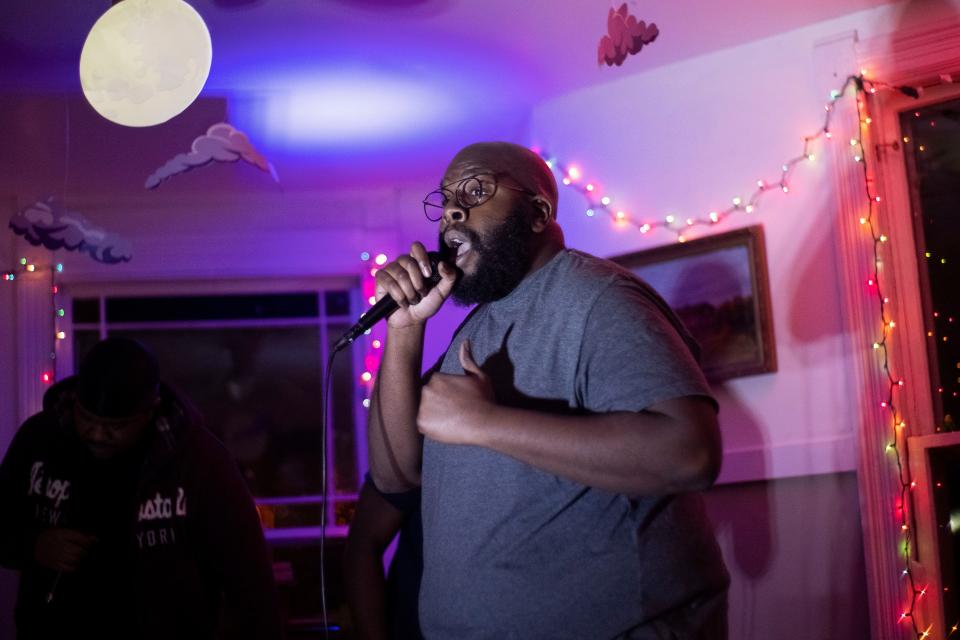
[529,196,554,233]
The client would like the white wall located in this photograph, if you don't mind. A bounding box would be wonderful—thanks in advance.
[530,2,959,484]
[0,201,16,468]
[0,200,18,640]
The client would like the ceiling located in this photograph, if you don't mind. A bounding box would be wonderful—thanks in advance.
[1,0,898,184]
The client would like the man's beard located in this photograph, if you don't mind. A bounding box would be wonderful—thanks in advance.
[438,204,534,306]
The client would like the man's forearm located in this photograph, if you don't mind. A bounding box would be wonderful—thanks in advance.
[467,398,721,497]
[343,544,390,640]
[367,324,427,491]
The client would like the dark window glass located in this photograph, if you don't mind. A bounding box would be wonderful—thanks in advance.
[73,330,101,369]
[324,290,352,317]
[110,327,324,499]
[901,97,960,432]
[106,293,319,323]
[73,298,100,324]
[327,322,358,494]
[928,445,960,626]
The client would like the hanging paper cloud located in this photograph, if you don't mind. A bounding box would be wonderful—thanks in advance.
[9,199,133,264]
[145,122,278,189]
[598,3,659,67]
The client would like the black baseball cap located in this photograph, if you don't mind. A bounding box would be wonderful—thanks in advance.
[77,337,160,418]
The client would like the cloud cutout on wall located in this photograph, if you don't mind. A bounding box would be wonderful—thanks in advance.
[598,3,659,67]
[9,199,133,264]
[145,122,278,189]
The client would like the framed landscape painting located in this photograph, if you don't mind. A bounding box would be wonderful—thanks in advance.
[611,225,777,382]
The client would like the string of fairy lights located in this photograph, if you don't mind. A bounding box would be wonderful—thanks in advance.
[358,251,388,408]
[852,77,927,640]
[536,75,915,243]
[2,258,65,386]
[855,81,960,640]
[536,74,960,638]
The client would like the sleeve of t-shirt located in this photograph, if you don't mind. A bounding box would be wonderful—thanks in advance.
[575,277,717,414]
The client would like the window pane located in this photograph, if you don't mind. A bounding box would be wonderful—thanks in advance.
[901,98,960,431]
[327,322,358,494]
[110,327,324,500]
[324,290,352,317]
[73,298,100,324]
[106,293,319,323]
[73,330,101,370]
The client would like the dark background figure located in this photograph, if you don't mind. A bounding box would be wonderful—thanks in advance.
[0,337,284,639]
[343,474,423,640]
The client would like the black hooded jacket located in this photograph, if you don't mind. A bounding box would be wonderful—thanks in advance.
[0,377,283,639]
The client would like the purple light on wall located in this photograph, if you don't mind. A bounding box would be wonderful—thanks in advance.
[218,33,533,159]
[252,70,459,148]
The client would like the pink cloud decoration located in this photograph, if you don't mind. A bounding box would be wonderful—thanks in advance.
[9,198,133,264]
[598,3,659,67]
[145,122,278,189]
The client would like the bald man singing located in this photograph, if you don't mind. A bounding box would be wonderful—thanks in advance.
[366,142,729,639]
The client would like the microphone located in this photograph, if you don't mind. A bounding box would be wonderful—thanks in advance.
[46,571,61,604]
[333,251,445,352]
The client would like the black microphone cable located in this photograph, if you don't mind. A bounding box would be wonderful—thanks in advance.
[319,346,336,640]
[319,251,447,637]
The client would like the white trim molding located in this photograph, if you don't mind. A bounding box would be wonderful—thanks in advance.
[817,16,960,640]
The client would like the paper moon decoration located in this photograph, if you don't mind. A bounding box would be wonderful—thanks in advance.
[79,0,212,127]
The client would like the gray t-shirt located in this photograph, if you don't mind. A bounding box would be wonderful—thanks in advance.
[419,249,728,639]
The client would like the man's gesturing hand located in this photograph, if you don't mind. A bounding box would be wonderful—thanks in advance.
[34,528,98,572]
[418,341,496,445]
[374,242,457,329]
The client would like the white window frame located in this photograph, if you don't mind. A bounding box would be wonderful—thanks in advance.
[817,18,960,639]
[63,276,365,540]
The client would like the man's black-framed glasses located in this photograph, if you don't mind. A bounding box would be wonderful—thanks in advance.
[422,173,535,222]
